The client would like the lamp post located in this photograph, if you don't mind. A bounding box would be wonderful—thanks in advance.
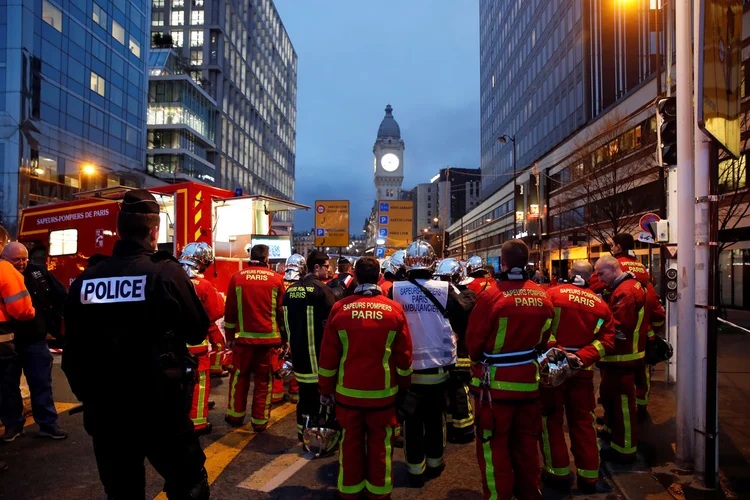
[78,164,97,192]
[498,135,518,237]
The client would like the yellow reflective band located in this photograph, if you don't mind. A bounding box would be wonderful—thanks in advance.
[192,417,208,425]
[412,371,449,385]
[577,468,599,479]
[3,290,29,304]
[427,457,443,468]
[600,351,645,363]
[551,307,562,336]
[271,288,278,335]
[365,425,393,495]
[648,329,655,338]
[633,306,645,354]
[452,416,474,428]
[264,370,273,420]
[397,366,413,377]
[307,306,319,375]
[471,377,539,392]
[228,371,243,418]
[338,428,366,495]
[336,385,399,399]
[591,412,601,451]
[540,317,553,343]
[210,342,223,370]
[236,331,281,339]
[541,416,554,473]
[318,366,337,378]
[383,330,396,390]
[615,394,636,455]
[652,320,664,327]
[548,334,557,344]
[482,429,498,500]
[593,317,604,334]
[337,330,349,386]
[295,372,319,384]
[224,322,236,329]
[283,306,291,341]
[492,317,508,354]
[197,371,207,420]
[251,417,268,426]
[592,340,606,358]
[406,459,426,475]
[236,286,244,332]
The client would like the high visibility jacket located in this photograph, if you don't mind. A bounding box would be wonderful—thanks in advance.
[599,274,647,368]
[318,292,413,408]
[591,253,650,293]
[0,261,35,332]
[466,279,555,400]
[282,275,337,384]
[377,275,393,297]
[188,276,225,356]
[224,263,285,346]
[644,283,666,340]
[546,284,616,370]
[463,275,497,296]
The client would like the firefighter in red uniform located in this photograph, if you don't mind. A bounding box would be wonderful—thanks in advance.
[540,261,616,493]
[461,256,497,296]
[594,255,647,463]
[272,254,305,404]
[318,257,413,500]
[466,240,555,500]
[224,244,286,431]
[179,242,225,435]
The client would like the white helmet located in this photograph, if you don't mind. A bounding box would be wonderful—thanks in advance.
[179,242,214,277]
[381,258,397,275]
[284,253,306,281]
[466,255,484,275]
[404,241,437,271]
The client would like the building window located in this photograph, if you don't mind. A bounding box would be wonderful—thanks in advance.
[172,0,184,7]
[42,0,63,32]
[129,35,141,58]
[112,20,125,44]
[193,0,204,6]
[190,30,203,47]
[171,10,185,26]
[49,229,78,256]
[191,49,203,66]
[191,10,204,25]
[90,71,105,96]
[92,3,107,29]
[151,12,164,26]
[172,31,184,47]
[153,0,164,7]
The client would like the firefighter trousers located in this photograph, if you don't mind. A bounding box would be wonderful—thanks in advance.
[296,381,322,442]
[226,344,274,431]
[336,405,398,500]
[272,377,299,403]
[635,364,652,411]
[475,399,542,500]
[446,368,474,443]
[403,383,447,477]
[539,375,599,485]
[208,328,227,375]
[189,354,211,431]
[599,366,638,459]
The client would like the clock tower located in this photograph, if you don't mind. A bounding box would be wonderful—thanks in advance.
[373,104,404,200]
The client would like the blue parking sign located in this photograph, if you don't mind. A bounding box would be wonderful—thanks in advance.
[379,202,389,212]
[379,228,388,237]
[316,228,325,237]
[379,215,389,225]
[375,247,385,258]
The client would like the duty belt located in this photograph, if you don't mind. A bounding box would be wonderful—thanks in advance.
[482,348,537,366]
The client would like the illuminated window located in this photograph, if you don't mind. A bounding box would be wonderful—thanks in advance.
[153,0,164,6]
[172,31,184,47]
[129,35,141,58]
[151,12,164,26]
[49,229,78,256]
[171,10,185,26]
[190,30,203,47]
[92,3,107,29]
[112,20,125,44]
[191,49,203,65]
[172,0,184,6]
[42,0,62,32]
[191,10,204,25]
[90,71,105,96]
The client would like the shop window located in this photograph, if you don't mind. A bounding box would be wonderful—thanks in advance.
[49,229,78,256]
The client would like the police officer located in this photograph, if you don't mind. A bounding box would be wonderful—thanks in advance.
[282,250,337,444]
[389,242,472,486]
[63,190,210,499]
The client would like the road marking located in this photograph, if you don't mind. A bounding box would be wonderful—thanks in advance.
[237,448,314,491]
[153,402,296,500]
[0,402,81,434]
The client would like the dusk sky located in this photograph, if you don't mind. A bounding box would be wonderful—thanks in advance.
[274,0,480,234]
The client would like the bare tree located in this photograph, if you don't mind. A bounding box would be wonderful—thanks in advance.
[716,103,750,252]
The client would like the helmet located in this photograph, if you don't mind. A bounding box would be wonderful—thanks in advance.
[645,335,674,365]
[404,241,437,271]
[179,242,214,277]
[274,358,295,383]
[302,405,340,458]
[538,347,573,388]
[381,258,396,275]
[390,250,406,269]
[285,253,306,273]
[466,255,484,275]
[434,258,465,283]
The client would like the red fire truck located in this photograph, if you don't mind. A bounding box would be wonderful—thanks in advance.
[17,182,309,294]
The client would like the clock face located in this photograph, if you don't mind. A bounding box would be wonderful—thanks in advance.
[381,153,400,172]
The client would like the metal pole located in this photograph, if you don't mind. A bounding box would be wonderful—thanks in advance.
[655,0,662,98]
[442,166,449,258]
[513,137,518,237]
[675,0,695,468]
[706,142,719,489]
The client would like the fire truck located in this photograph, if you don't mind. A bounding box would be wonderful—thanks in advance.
[17,182,309,294]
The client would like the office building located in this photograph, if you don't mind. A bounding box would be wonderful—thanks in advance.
[0,0,151,234]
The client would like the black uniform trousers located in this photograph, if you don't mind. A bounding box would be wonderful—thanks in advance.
[296,381,320,442]
[446,367,475,443]
[403,381,447,476]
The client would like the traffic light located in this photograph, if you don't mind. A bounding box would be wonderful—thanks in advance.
[666,267,678,302]
[658,96,677,166]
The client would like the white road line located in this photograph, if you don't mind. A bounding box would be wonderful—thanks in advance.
[237,448,314,492]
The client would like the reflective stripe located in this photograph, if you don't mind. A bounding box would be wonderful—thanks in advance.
[455,357,472,369]
[295,372,318,384]
[548,333,557,344]
[227,370,244,418]
[593,317,604,334]
[452,415,474,428]
[396,366,413,377]
[236,331,280,339]
[338,429,366,494]
[592,340,606,358]
[551,307,562,336]
[223,322,236,329]
[633,306,645,354]
[406,459,426,475]
[426,457,443,468]
[283,306,291,341]
[482,429,498,500]
[647,329,655,338]
[3,290,29,304]
[541,416,569,477]
[652,320,664,327]
[600,351,645,362]
[264,369,273,421]
[270,288,278,336]
[307,306,319,376]
[469,363,540,392]
[251,417,268,426]
[318,366,337,378]
[412,369,449,385]
[591,412,601,451]
[383,330,396,390]
[337,330,348,387]
[235,286,244,333]
[210,342,223,370]
[365,425,394,495]
[577,468,599,479]
[492,317,508,353]
[336,385,399,399]
[540,317,553,343]
[193,371,207,424]
[611,394,636,455]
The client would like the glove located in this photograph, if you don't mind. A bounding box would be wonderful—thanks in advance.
[320,394,335,406]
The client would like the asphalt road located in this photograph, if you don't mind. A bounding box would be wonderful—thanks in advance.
[0,356,619,500]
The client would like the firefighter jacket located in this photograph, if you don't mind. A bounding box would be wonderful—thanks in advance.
[462,275,497,296]
[546,284,616,370]
[0,260,35,344]
[378,275,393,297]
[188,276,225,356]
[644,283,666,340]
[598,273,647,368]
[282,274,337,384]
[62,239,209,406]
[318,289,413,408]
[466,277,555,400]
[591,253,650,294]
[224,263,285,346]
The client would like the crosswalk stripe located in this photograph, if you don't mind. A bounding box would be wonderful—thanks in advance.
[237,448,314,491]
[153,402,296,499]
[0,402,81,434]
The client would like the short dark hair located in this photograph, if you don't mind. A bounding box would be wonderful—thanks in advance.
[612,233,635,252]
[501,239,529,269]
[307,250,329,270]
[117,212,160,241]
[338,261,352,273]
[250,244,269,262]
[483,264,496,278]
[355,256,380,285]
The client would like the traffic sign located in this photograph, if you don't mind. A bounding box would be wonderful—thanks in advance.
[314,200,349,247]
[377,200,413,249]
[379,215,389,225]
[640,213,661,233]
[375,247,385,258]
[666,245,678,258]
[638,231,655,244]
[379,228,388,237]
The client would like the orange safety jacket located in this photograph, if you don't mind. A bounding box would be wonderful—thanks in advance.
[187,276,225,356]
[466,279,555,400]
[546,284,616,371]
[318,292,412,408]
[598,274,647,368]
[591,253,650,294]
[224,263,285,345]
[0,261,35,335]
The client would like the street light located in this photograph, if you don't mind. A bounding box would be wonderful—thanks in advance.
[498,134,519,237]
[433,217,439,223]
[78,164,98,192]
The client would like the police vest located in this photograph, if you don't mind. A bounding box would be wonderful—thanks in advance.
[392,279,457,370]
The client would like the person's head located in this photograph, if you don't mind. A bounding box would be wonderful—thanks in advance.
[355,256,380,285]
[594,255,623,287]
[250,244,269,266]
[611,233,635,256]
[0,224,9,254]
[337,256,352,274]
[484,265,496,278]
[117,190,161,250]
[500,239,529,272]
[1,242,29,273]
[307,250,330,279]
[569,260,594,283]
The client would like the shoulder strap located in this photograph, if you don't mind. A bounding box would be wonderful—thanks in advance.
[408,278,448,317]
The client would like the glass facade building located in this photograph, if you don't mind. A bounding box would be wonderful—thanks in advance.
[0,0,151,234]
